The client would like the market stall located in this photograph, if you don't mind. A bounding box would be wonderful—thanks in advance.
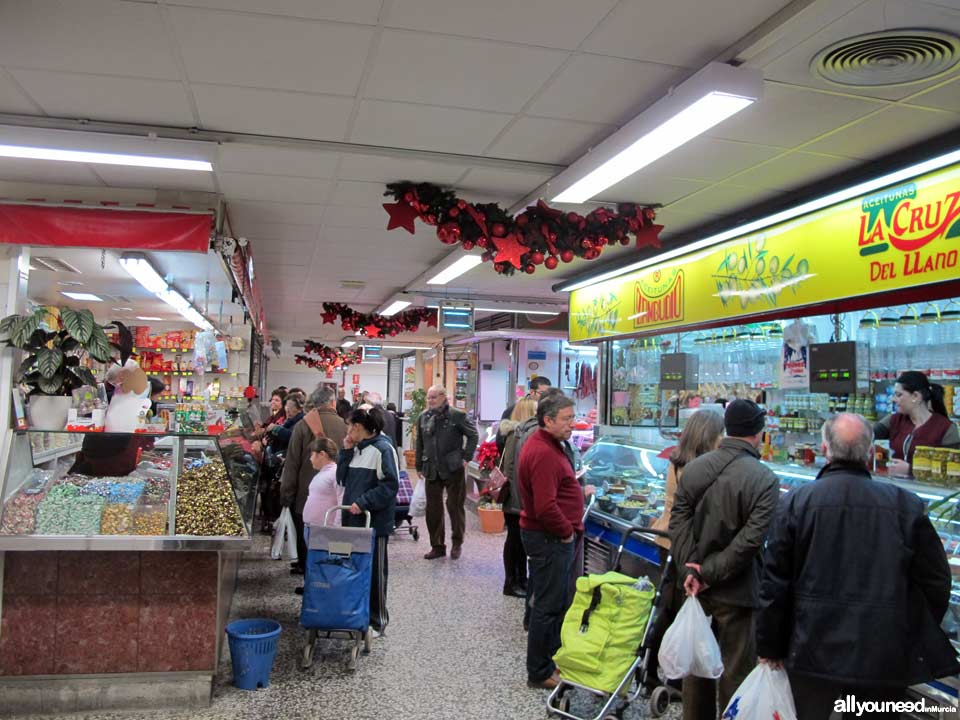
[567,154,960,707]
[0,204,259,714]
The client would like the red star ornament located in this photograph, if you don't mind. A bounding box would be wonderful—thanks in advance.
[635,223,664,250]
[320,311,337,324]
[363,323,382,338]
[492,232,527,269]
[383,201,419,234]
[426,311,438,328]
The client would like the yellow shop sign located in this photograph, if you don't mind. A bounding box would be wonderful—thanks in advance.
[569,162,960,342]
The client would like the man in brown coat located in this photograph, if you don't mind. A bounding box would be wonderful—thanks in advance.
[280,386,347,577]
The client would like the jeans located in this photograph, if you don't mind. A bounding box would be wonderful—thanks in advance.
[502,513,527,589]
[370,535,390,633]
[789,673,906,720]
[291,510,308,570]
[522,529,575,683]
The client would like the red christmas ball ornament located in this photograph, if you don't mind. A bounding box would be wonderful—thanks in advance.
[644,207,656,220]
[544,255,559,270]
[457,199,467,210]
[581,239,593,250]
[481,251,493,262]
[403,191,415,203]
[390,330,397,336]
[524,264,536,274]
[516,214,529,227]
[492,223,506,237]
[560,250,574,263]
[462,240,475,251]
[494,262,507,273]
[477,237,488,248]
[549,232,558,242]
[620,236,631,246]
[599,236,610,246]
[449,207,460,218]
[437,221,461,245]
[530,251,544,265]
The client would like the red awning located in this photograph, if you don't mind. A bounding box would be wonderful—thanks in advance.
[0,204,212,253]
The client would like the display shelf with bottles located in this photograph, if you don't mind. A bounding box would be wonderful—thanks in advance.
[0,430,256,550]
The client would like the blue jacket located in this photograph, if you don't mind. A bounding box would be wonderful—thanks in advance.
[337,434,399,537]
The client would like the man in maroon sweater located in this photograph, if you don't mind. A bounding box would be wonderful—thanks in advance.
[518,393,583,689]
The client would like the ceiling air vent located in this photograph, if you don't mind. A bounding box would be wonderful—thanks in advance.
[339,280,366,290]
[812,29,960,86]
[33,256,81,273]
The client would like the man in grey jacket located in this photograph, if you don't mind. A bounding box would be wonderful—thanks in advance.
[669,399,779,720]
[417,385,478,560]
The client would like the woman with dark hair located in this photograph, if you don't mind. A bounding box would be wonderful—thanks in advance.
[336,398,352,421]
[270,394,304,452]
[337,407,399,638]
[875,370,960,476]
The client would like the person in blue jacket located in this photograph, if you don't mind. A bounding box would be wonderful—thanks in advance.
[337,407,399,637]
[270,394,305,453]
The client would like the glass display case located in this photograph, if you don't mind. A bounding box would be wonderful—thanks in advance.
[0,430,256,549]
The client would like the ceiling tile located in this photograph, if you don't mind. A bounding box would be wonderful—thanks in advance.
[458,167,554,195]
[0,71,41,113]
[193,84,355,140]
[329,181,389,207]
[643,137,784,182]
[486,117,615,164]
[760,0,960,101]
[527,55,686,125]
[729,151,860,191]
[165,0,382,23]
[0,0,179,79]
[365,30,567,113]
[654,207,722,239]
[806,105,960,159]
[383,0,617,50]
[216,145,340,178]
[92,165,217,193]
[9,69,195,125]
[596,174,711,205]
[231,223,320,244]
[337,155,466,185]
[228,200,327,226]
[350,100,512,154]
[169,6,374,94]
[0,158,104,186]
[321,206,392,230]
[218,172,332,204]
[583,0,791,68]
[706,83,885,148]
[666,181,783,218]
[906,76,960,113]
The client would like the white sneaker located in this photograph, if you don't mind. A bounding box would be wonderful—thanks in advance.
[369,628,383,639]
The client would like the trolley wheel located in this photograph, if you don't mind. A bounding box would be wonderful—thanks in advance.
[650,687,671,718]
[300,630,317,670]
[412,527,420,541]
[363,630,372,654]
[557,695,570,714]
[347,644,360,671]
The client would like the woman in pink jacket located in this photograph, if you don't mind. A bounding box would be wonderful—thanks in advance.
[302,437,342,529]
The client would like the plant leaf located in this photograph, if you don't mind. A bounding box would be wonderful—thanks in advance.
[12,315,40,348]
[17,354,36,379]
[37,373,64,395]
[70,366,97,386]
[0,314,19,342]
[36,347,64,379]
[84,327,114,362]
[61,337,80,353]
[61,307,95,344]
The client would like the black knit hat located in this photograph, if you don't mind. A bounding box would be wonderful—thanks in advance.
[724,399,766,437]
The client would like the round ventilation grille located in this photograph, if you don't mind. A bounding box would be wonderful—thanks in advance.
[812,29,960,86]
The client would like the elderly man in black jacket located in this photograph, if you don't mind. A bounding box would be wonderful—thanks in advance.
[417,384,478,560]
[757,412,958,719]
[669,399,779,720]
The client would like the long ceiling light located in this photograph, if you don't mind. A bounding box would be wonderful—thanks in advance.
[0,144,213,171]
[119,254,214,331]
[550,63,762,204]
[380,300,411,316]
[559,146,960,293]
[427,255,483,285]
[426,303,559,316]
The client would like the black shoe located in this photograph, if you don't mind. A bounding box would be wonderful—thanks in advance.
[503,585,527,598]
[290,566,304,576]
[294,586,304,595]
[423,548,446,560]
[289,561,299,569]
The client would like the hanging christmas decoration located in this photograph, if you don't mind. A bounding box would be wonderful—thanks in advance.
[295,340,363,372]
[320,302,437,337]
[382,182,663,276]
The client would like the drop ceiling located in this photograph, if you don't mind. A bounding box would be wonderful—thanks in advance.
[0,0,958,349]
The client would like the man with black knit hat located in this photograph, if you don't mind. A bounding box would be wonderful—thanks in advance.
[669,398,780,720]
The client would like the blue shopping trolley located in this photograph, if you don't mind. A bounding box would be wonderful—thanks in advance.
[300,505,374,671]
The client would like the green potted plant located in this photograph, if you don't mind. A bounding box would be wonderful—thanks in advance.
[0,306,120,430]
[403,387,427,469]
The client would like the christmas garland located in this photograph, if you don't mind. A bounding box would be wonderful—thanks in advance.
[383,181,663,276]
[321,302,437,338]
[294,340,363,372]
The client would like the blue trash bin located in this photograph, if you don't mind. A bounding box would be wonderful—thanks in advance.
[225,619,282,690]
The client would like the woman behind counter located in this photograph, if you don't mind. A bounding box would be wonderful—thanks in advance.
[875,370,960,477]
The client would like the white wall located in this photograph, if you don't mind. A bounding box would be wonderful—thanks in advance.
[266,355,388,402]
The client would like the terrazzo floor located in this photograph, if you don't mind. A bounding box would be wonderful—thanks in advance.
[20,512,682,720]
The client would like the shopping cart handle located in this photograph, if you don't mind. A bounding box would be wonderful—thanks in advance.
[324,504,372,528]
[638,527,670,539]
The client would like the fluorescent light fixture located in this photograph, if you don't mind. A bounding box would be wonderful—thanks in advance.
[426,304,559,316]
[372,345,430,350]
[60,292,102,301]
[0,144,212,171]
[112,307,133,312]
[380,300,411,316]
[119,256,168,294]
[341,340,357,348]
[121,253,215,331]
[136,316,163,321]
[560,146,960,293]
[427,255,483,285]
[57,280,84,287]
[549,63,761,204]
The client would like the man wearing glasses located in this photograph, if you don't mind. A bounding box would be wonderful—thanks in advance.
[502,376,552,421]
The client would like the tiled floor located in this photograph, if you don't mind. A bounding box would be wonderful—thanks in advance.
[19,512,681,720]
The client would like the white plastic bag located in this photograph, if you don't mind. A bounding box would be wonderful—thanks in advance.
[270,507,299,562]
[410,478,427,518]
[721,664,797,720]
[658,596,724,679]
